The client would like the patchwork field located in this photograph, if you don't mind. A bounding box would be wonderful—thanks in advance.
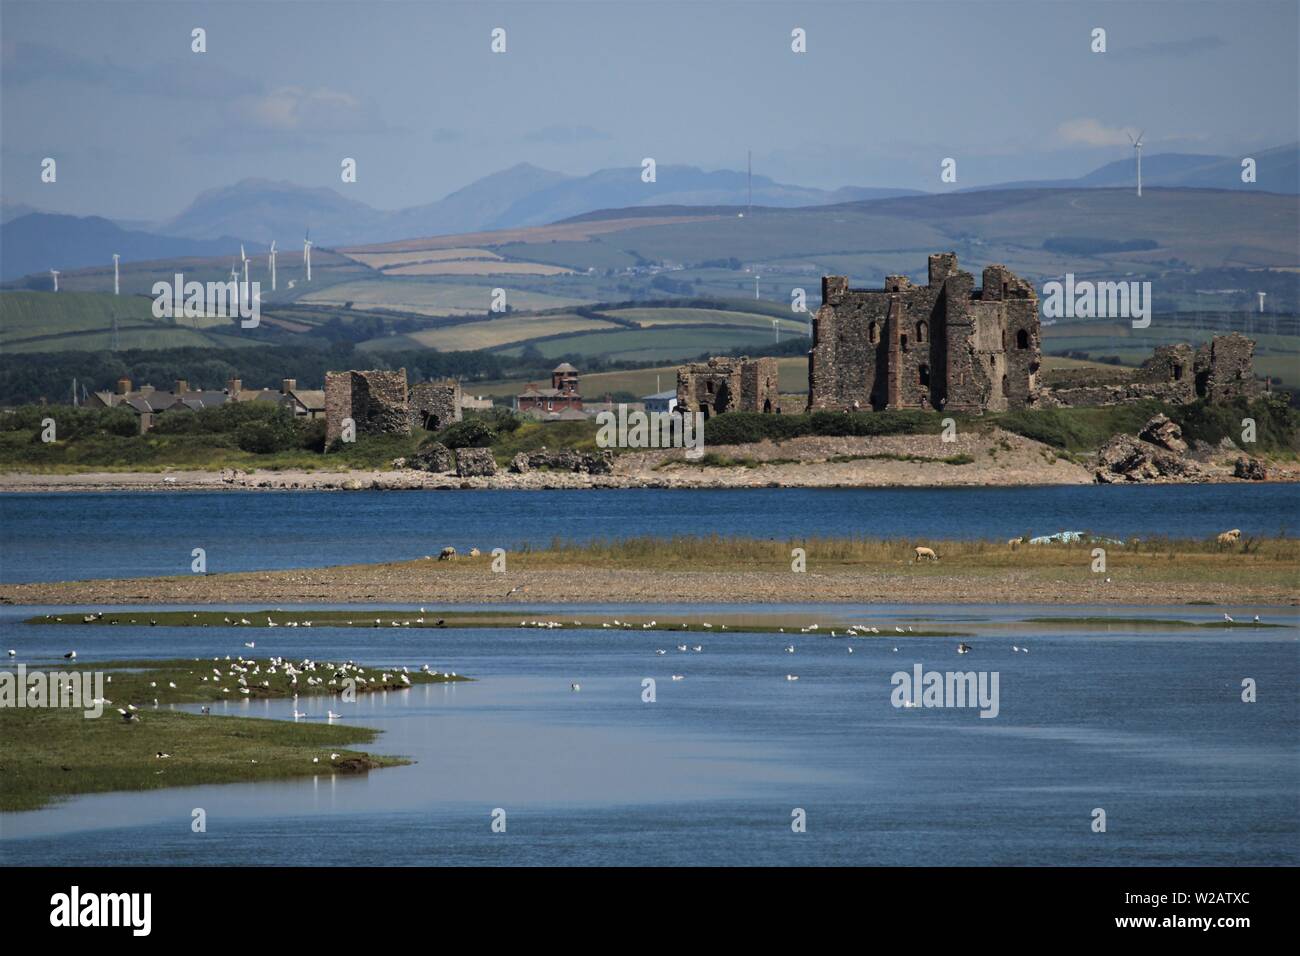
[343,248,503,269]
[606,306,807,333]
[300,279,593,316]
[363,312,617,352]
[382,260,573,277]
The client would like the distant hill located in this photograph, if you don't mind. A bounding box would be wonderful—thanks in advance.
[157,179,387,247]
[0,213,251,282]
[140,167,924,249]
[0,200,43,224]
[975,143,1299,194]
[485,165,921,228]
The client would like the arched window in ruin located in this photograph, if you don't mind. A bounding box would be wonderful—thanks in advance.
[763,398,772,413]
[1016,328,1030,350]
[900,334,909,352]
[1173,363,1184,381]
[1001,374,1010,397]
[868,321,880,345]
[918,364,930,386]
[916,321,928,344]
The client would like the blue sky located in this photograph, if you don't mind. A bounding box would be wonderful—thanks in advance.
[2,0,1296,220]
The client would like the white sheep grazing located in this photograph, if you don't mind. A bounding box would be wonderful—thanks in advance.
[468,547,482,557]
[1216,529,1241,545]
[438,546,457,561]
[1008,536,1024,549]
[914,546,939,563]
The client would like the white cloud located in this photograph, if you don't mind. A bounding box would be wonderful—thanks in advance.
[231,86,387,133]
[1054,118,1141,148]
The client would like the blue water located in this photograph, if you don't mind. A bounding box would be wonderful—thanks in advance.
[2,483,1296,583]
[2,485,1297,865]
[1,604,1296,866]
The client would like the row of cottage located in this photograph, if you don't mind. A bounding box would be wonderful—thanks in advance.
[98,253,1264,438]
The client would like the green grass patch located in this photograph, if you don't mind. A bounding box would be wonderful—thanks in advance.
[0,657,467,812]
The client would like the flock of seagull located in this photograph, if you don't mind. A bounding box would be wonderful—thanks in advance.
[95,653,455,726]
[524,616,1035,687]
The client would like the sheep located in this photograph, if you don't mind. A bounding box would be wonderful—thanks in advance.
[1216,529,1241,546]
[1007,536,1024,550]
[438,546,457,561]
[913,546,939,563]
[468,547,482,557]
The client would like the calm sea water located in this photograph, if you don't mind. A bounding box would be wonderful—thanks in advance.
[1,603,1296,866]
[2,483,1297,584]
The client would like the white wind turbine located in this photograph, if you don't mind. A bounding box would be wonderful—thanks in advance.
[303,232,312,282]
[1127,129,1145,197]
[49,269,60,292]
[268,241,277,292]
[112,254,120,295]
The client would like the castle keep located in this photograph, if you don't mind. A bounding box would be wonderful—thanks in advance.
[808,253,1042,413]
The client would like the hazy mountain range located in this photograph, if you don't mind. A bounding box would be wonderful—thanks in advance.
[2,144,1295,281]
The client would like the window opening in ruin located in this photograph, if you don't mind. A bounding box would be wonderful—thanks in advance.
[916,321,928,344]
[1173,364,1183,381]
[1016,329,1030,350]
[1001,374,1010,397]
[868,322,880,345]
[900,334,909,352]
[919,364,930,386]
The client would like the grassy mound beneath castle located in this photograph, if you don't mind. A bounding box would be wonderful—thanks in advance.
[1,395,1293,474]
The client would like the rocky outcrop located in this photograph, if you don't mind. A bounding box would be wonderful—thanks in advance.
[1095,433,1205,483]
[393,442,454,473]
[1139,414,1188,454]
[1233,456,1268,480]
[508,448,614,474]
[455,447,497,477]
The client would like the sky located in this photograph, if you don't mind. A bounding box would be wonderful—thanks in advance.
[2,0,1297,221]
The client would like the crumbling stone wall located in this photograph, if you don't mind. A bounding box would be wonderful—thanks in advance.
[1053,333,1262,408]
[325,369,410,445]
[808,254,1040,414]
[676,356,779,417]
[409,380,463,431]
[1194,332,1263,404]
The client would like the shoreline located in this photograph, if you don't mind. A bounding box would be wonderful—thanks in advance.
[3,431,1295,492]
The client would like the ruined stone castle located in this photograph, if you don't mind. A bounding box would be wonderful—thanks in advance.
[324,368,461,445]
[807,253,1042,413]
[676,356,780,417]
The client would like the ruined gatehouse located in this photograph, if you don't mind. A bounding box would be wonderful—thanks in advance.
[676,356,780,417]
[324,368,462,445]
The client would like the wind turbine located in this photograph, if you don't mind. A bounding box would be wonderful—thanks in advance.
[49,269,59,292]
[303,232,313,282]
[268,241,277,292]
[240,243,250,291]
[773,319,780,344]
[1127,129,1145,197]
[112,254,120,295]
[229,259,239,283]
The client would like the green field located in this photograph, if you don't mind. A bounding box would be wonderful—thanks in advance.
[0,290,254,353]
[498,324,787,362]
